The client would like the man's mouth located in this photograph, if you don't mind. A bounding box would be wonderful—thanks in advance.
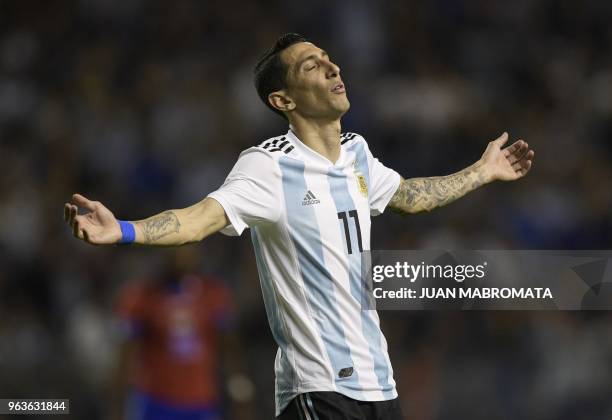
[331,83,345,94]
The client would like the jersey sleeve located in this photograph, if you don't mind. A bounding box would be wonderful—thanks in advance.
[362,140,401,216]
[207,147,281,236]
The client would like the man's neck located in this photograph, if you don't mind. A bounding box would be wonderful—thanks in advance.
[289,117,342,164]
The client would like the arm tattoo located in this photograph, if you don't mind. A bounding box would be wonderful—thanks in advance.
[137,211,181,243]
[389,164,487,215]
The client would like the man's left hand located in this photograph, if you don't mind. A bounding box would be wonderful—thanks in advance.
[479,132,535,182]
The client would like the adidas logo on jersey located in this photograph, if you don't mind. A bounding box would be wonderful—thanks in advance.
[302,190,320,206]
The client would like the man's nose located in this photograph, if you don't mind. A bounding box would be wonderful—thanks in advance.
[326,60,341,78]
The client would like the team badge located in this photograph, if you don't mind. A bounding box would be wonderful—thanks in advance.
[352,160,368,197]
[356,174,368,197]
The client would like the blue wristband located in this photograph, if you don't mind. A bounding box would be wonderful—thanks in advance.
[118,220,136,245]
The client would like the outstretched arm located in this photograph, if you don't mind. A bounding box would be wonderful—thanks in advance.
[64,194,229,246]
[388,132,534,215]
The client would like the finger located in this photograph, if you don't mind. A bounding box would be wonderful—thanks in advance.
[83,228,91,244]
[512,150,535,164]
[69,205,77,227]
[503,140,524,158]
[74,216,89,240]
[73,218,80,238]
[71,193,98,212]
[509,142,529,164]
[512,155,530,170]
[512,158,532,173]
[517,160,532,176]
[494,132,509,147]
[507,146,525,164]
[64,204,70,222]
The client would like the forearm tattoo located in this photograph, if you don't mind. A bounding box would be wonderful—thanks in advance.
[137,211,181,243]
[389,165,487,215]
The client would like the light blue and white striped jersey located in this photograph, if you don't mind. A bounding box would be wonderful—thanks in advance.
[208,128,401,416]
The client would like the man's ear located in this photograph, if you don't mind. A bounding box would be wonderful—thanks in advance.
[268,91,296,113]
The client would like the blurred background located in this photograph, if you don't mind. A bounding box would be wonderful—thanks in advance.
[1,0,611,419]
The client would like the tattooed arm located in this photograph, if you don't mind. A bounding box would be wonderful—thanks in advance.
[64,195,229,246]
[131,198,228,245]
[388,133,535,215]
[389,162,488,214]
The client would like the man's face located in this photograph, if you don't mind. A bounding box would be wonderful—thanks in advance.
[280,42,350,120]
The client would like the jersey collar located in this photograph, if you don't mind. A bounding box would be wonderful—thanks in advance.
[286,127,347,167]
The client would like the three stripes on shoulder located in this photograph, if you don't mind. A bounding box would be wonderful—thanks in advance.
[340,132,358,145]
[259,136,294,154]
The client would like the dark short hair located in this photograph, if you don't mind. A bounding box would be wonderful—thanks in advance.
[254,33,307,120]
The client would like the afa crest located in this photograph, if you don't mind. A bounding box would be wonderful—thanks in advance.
[356,174,368,197]
[352,160,368,197]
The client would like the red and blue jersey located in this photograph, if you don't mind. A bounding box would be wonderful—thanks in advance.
[116,274,235,407]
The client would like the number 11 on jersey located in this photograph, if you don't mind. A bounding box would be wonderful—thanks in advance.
[337,210,363,254]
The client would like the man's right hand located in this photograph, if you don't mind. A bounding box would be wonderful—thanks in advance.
[64,194,122,245]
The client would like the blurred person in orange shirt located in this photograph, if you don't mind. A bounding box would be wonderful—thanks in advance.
[111,248,252,420]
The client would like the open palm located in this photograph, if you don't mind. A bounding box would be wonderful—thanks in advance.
[481,132,534,182]
[64,194,122,244]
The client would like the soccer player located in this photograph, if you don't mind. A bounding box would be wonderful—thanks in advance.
[64,33,534,419]
[111,248,239,420]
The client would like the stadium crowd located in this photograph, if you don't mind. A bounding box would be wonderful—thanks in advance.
[0,0,611,418]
